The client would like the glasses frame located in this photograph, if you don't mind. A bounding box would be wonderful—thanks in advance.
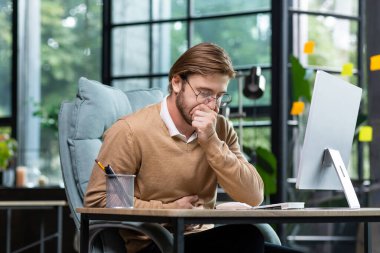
[183,78,232,108]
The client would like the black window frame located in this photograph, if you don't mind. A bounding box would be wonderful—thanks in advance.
[102,1,273,117]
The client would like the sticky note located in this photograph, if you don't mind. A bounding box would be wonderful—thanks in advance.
[341,63,353,76]
[370,55,380,71]
[303,41,315,54]
[359,126,373,142]
[290,101,305,116]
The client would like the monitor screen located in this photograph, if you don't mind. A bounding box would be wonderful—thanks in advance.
[296,71,362,192]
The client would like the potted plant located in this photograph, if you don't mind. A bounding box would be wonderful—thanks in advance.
[0,133,17,186]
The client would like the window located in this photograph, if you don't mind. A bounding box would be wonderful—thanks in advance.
[287,0,365,249]
[37,0,102,184]
[289,0,364,179]
[16,0,102,185]
[106,0,273,154]
[0,0,15,127]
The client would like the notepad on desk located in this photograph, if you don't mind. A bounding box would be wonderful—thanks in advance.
[215,202,305,210]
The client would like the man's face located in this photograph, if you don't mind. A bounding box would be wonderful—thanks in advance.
[173,74,229,126]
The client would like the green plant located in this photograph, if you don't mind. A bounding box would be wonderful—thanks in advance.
[290,55,313,102]
[254,146,277,197]
[243,145,277,199]
[0,133,17,170]
[33,103,59,132]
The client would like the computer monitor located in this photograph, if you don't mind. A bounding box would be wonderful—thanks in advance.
[295,70,362,208]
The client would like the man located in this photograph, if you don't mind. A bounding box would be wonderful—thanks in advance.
[85,43,301,253]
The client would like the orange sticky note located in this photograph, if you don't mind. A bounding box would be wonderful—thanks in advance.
[359,126,373,142]
[303,41,315,54]
[290,101,305,116]
[370,55,380,71]
[341,63,353,76]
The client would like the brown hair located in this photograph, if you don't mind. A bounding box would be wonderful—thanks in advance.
[168,42,236,93]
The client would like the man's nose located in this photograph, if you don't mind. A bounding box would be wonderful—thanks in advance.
[204,98,219,112]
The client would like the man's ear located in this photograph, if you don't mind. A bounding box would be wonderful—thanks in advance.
[171,75,183,94]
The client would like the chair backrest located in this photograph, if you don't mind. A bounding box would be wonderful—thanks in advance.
[59,77,163,230]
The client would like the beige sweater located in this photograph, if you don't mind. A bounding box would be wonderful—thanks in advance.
[84,103,264,252]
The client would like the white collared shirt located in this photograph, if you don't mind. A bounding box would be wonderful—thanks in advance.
[160,96,197,143]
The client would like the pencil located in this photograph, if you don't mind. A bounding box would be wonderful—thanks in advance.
[95,159,106,171]
[95,159,116,175]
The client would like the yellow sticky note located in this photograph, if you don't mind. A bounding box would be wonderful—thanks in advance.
[341,63,353,76]
[303,41,315,54]
[370,55,380,71]
[359,126,373,142]
[290,101,305,116]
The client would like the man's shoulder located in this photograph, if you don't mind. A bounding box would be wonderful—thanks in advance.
[103,103,162,138]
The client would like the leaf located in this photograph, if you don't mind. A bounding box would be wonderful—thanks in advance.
[0,142,11,169]
[255,146,277,195]
[255,146,277,173]
[290,55,312,103]
[256,164,277,195]
[33,103,59,132]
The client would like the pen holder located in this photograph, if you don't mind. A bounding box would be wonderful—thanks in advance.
[106,174,135,208]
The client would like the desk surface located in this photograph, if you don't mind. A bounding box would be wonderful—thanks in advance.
[77,207,380,218]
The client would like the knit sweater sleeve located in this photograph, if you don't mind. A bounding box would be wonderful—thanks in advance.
[200,117,264,206]
[84,119,141,207]
[134,198,177,209]
[84,117,178,209]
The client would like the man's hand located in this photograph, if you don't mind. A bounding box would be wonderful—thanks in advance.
[173,195,199,209]
[190,104,217,144]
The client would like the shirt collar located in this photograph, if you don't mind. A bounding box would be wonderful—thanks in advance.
[160,96,197,143]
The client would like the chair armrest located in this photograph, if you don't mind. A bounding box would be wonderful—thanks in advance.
[89,221,173,253]
[254,224,281,245]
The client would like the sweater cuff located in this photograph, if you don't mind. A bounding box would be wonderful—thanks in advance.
[163,202,177,209]
[148,200,165,209]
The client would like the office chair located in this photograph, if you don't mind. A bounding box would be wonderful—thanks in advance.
[59,77,174,253]
[58,77,281,253]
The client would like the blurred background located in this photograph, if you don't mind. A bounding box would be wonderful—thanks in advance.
[1,0,380,252]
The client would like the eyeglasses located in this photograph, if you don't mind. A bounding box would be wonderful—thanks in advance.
[184,79,232,108]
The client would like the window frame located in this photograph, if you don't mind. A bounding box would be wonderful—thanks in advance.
[288,0,366,181]
[102,1,272,117]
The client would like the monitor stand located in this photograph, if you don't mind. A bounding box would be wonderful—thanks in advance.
[322,148,360,208]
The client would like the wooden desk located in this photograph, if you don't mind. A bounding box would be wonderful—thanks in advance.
[77,207,380,253]
[1,200,66,253]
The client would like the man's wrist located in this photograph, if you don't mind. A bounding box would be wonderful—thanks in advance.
[199,131,222,150]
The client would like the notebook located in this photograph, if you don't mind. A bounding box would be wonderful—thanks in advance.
[215,201,305,210]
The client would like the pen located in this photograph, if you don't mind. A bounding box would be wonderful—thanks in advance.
[95,159,115,175]
[105,164,116,175]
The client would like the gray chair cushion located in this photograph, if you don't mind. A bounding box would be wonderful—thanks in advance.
[68,139,102,196]
[126,89,164,112]
[71,78,133,140]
